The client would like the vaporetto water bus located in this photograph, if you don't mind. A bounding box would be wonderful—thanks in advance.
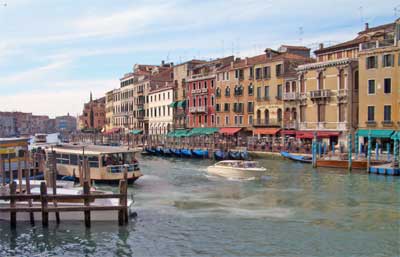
[45,144,142,183]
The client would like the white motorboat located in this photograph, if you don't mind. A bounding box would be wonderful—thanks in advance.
[0,186,135,221]
[207,160,267,179]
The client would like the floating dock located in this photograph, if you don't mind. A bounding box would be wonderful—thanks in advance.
[369,164,400,176]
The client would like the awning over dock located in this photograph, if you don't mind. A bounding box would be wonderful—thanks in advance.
[253,128,280,135]
[219,127,242,135]
[295,131,340,139]
[167,129,190,138]
[357,129,394,138]
[391,131,400,140]
[129,130,143,135]
[186,127,219,136]
[103,128,120,135]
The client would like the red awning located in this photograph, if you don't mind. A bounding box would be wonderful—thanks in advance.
[281,130,296,135]
[253,128,280,135]
[219,127,242,135]
[296,131,341,139]
[103,128,120,135]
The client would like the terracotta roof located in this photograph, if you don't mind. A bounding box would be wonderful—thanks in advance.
[232,52,313,69]
[280,45,310,50]
[358,22,395,35]
[314,37,366,55]
[151,67,173,82]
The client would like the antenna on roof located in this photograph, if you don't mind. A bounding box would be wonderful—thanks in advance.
[298,26,304,43]
[358,6,364,23]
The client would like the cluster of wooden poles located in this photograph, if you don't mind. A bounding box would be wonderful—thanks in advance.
[0,148,130,228]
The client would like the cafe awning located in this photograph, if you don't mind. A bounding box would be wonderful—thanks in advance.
[177,100,186,108]
[281,130,296,135]
[129,129,143,135]
[169,101,178,108]
[219,127,242,135]
[391,131,400,140]
[253,128,280,135]
[167,129,190,138]
[296,131,340,139]
[187,127,219,136]
[357,129,394,138]
[103,128,120,135]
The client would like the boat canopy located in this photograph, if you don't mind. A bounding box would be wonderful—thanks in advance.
[176,100,186,108]
[253,128,280,135]
[219,127,241,135]
[129,129,143,135]
[169,101,178,108]
[357,129,394,138]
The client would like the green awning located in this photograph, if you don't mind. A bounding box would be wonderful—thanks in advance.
[167,129,190,137]
[187,127,219,136]
[129,129,143,135]
[357,129,394,138]
[169,101,178,108]
[177,100,186,108]
[391,131,400,140]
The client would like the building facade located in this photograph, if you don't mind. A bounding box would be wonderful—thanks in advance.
[79,93,106,131]
[358,20,399,134]
[186,56,233,128]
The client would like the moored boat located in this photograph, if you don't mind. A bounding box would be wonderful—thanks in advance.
[214,150,227,160]
[207,160,267,179]
[170,148,181,157]
[191,149,208,158]
[161,148,172,156]
[180,149,192,157]
[280,151,312,163]
[228,151,242,160]
[316,158,389,169]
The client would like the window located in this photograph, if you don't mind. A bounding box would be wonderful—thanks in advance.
[225,87,230,96]
[318,72,324,89]
[234,116,238,125]
[248,83,253,95]
[338,103,346,122]
[382,54,394,67]
[211,96,215,106]
[226,72,229,80]
[257,87,262,99]
[384,78,391,93]
[285,82,290,93]
[168,92,170,99]
[277,109,282,122]
[216,116,220,125]
[224,103,230,112]
[384,105,391,121]
[193,97,196,107]
[338,69,345,89]
[248,115,253,125]
[211,80,214,88]
[198,97,202,106]
[255,68,261,79]
[291,81,296,92]
[225,116,229,125]
[163,93,165,100]
[317,104,325,122]
[367,106,375,121]
[239,116,243,125]
[366,56,377,69]
[276,64,282,77]
[216,87,221,97]
[204,81,207,88]
[235,70,239,79]
[263,66,271,79]
[264,86,270,99]
[368,80,375,94]
[249,67,254,78]
[204,96,207,106]
[204,115,208,124]
[216,104,221,112]
[277,85,282,100]
[247,102,254,113]
[211,115,214,125]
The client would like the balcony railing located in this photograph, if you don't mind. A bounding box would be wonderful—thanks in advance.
[283,120,298,129]
[337,89,347,97]
[189,106,207,113]
[283,92,297,101]
[191,89,201,94]
[382,120,394,127]
[360,38,395,50]
[253,119,281,127]
[365,121,377,127]
[310,89,331,99]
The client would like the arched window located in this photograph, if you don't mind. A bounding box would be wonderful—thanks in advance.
[264,109,269,124]
[291,81,296,92]
[198,97,202,106]
[204,96,207,106]
[277,108,282,122]
[292,107,297,120]
[338,69,345,89]
[285,82,290,93]
[211,95,215,106]
[204,81,207,88]
[318,72,324,90]
[225,86,230,96]
[300,74,305,93]
[216,87,221,97]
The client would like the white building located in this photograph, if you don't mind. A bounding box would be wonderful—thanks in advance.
[149,77,174,135]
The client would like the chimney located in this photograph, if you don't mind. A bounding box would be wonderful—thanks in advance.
[161,60,165,66]
[245,57,248,65]
[319,43,324,50]
[230,61,234,68]
[365,22,369,30]
[265,48,273,59]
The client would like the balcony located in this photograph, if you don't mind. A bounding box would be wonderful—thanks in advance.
[283,120,298,129]
[382,120,394,127]
[189,106,207,113]
[317,122,326,130]
[253,119,281,127]
[337,89,348,103]
[365,121,377,127]
[191,88,208,95]
[275,95,282,101]
[283,92,298,101]
[360,38,395,51]
[310,89,331,100]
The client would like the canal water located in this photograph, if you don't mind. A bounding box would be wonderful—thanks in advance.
[0,156,399,256]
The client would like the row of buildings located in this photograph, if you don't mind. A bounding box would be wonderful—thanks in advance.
[80,19,399,146]
[0,112,77,137]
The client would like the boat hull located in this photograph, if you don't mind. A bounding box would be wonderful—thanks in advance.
[316,159,388,169]
[192,149,208,158]
[280,151,312,163]
[207,166,266,180]
[181,149,192,157]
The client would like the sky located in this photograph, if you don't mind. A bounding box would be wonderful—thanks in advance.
[0,0,398,118]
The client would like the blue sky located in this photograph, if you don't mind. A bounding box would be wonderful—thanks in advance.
[0,0,398,117]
